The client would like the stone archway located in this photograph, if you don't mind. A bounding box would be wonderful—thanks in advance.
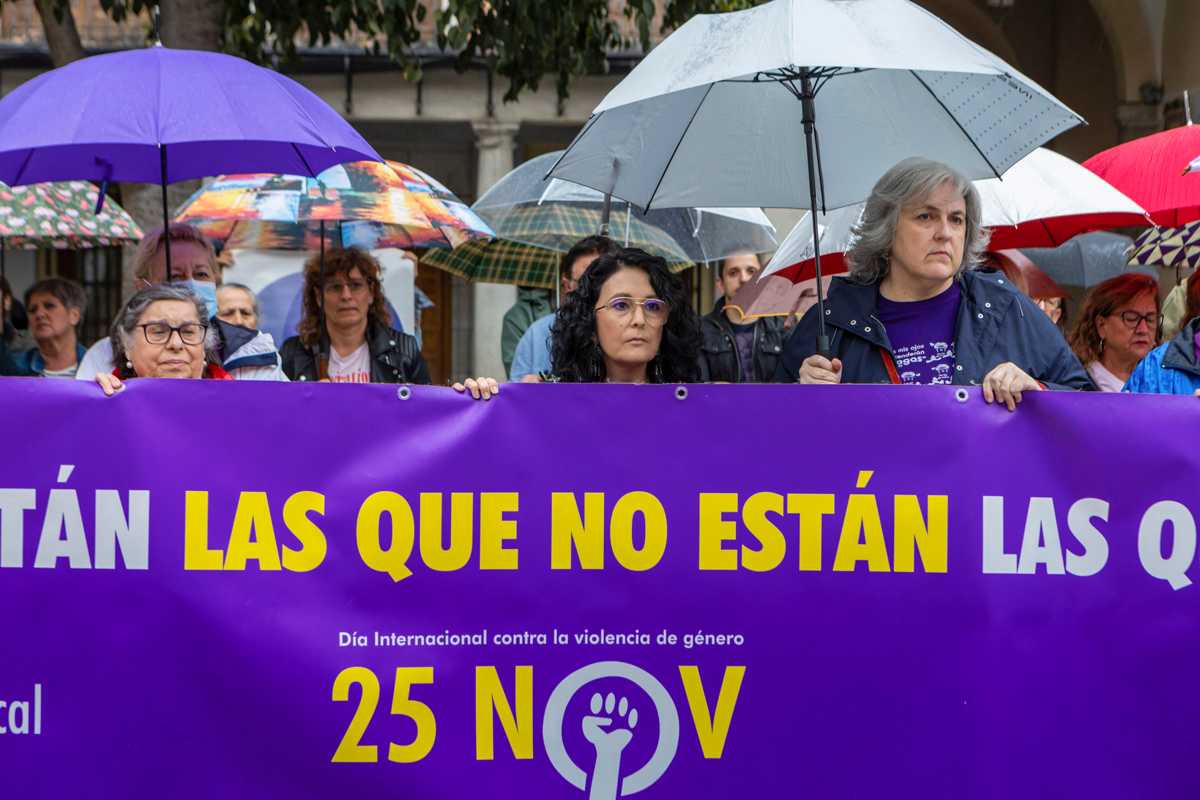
[1087,0,1159,103]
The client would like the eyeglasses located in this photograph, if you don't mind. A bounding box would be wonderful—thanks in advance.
[138,321,207,345]
[595,296,670,325]
[1110,310,1158,330]
[323,279,369,296]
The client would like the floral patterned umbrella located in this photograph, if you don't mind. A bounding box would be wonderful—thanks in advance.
[176,160,493,251]
[0,181,142,248]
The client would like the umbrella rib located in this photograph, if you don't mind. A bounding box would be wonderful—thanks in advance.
[908,70,1002,180]
[643,83,715,212]
[291,143,319,179]
[10,148,34,186]
[1039,217,1058,247]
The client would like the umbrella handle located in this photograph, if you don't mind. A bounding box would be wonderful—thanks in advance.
[599,193,612,236]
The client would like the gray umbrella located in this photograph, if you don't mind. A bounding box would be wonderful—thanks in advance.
[476,151,777,262]
[1020,232,1153,289]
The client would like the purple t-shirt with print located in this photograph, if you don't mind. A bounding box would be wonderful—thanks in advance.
[876,283,961,385]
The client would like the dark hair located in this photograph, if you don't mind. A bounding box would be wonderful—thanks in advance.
[298,247,390,346]
[560,235,615,280]
[550,247,701,382]
[1068,273,1160,364]
[25,278,88,327]
[1186,270,1200,327]
[717,251,762,279]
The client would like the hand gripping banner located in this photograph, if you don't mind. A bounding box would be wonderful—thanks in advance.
[1,379,1198,797]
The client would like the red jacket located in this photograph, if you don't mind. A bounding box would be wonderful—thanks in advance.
[114,363,233,380]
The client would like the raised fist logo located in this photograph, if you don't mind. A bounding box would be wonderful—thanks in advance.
[543,661,679,798]
[583,692,638,800]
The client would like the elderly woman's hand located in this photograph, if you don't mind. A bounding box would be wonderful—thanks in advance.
[95,372,124,397]
[452,376,500,400]
[982,362,1041,411]
[799,354,843,384]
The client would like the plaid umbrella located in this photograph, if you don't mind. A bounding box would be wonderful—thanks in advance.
[176,160,493,251]
[0,181,142,247]
[492,203,696,261]
[1129,221,1200,270]
[420,236,692,289]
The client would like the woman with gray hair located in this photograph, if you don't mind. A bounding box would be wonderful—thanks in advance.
[776,158,1092,408]
[95,284,231,396]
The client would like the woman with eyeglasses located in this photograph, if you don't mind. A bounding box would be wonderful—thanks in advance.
[455,247,700,398]
[1125,270,1200,395]
[95,284,232,395]
[1067,273,1160,392]
[547,247,701,383]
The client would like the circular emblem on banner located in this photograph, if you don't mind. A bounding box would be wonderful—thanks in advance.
[541,661,680,797]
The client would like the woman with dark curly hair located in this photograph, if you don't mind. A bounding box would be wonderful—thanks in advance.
[548,247,701,383]
[452,248,700,396]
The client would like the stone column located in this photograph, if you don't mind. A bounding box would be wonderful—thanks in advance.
[1116,101,1164,143]
[469,120,520,380]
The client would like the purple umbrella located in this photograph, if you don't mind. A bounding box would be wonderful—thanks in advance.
[0,44,381,272]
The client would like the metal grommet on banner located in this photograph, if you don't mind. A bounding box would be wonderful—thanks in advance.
[675,386,689,401]
[955,388,969,403]
[397,386,412,401]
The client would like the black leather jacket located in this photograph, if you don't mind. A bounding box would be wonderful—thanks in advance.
[280,323,431,384]
[697,298,789,382]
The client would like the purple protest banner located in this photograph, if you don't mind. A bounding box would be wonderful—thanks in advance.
[1,378,1198,797]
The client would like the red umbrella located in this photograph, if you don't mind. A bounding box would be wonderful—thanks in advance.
[1083,126,1200,226]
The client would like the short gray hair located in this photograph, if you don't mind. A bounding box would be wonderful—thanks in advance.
[218,282,260,317]
[111,284,219,369]
[845,158,990,285]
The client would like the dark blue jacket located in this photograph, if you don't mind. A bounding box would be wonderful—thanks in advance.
[774,270,1094,390]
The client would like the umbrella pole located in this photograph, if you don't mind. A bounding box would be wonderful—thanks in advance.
[159,144,172,282]
[1,237,6,331]
[800,72,831,355]
[600,193,613,236]
[317,220,328,380]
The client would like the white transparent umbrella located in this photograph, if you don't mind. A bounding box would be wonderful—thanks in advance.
[548,0,1083,349]
[759,147,1148,283]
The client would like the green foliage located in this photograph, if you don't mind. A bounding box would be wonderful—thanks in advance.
[83,0,769,103]
[438,0,624,102]
[652,0,761,34]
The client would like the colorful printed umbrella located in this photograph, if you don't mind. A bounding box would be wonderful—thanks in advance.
[177,160,493,251]
[1129,221,1200,270]
[419,235,691,290]
[0,181,142,248]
